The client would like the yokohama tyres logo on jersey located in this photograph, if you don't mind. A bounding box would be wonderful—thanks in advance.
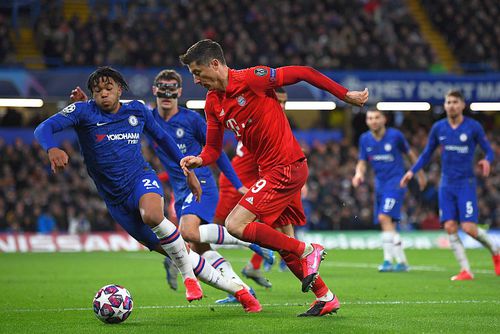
[96,132,140,144]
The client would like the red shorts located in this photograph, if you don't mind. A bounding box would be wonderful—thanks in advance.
[239,159,307,228]
[214,184,243,221]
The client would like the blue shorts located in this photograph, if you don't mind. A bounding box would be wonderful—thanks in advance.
[174,176,219,224]
[439,182,478,223]
[374,188,406,224]
[106,171,164,250]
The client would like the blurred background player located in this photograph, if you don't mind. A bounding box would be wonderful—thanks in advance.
[69,69,262,312]
[35,66,204,302]
[352,110,426,272]
[401,90,499,280]
[180,39,368,316]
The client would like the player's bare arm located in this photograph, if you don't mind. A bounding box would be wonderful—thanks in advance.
[352,160,367,188]
[48,147,69,173]
[400,171,414,187]
[185,169,202,202]
[408,149,427,190]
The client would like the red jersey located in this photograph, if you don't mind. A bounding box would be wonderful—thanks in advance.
[199,65,348,173]
[219,141,259,188]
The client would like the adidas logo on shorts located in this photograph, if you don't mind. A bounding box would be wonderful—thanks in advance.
[245,197,254,205]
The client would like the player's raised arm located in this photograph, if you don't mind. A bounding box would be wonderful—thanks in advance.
[278,66,368,106]
[400,124,439,187]
[34,103,82,173]
[143,106,202,201]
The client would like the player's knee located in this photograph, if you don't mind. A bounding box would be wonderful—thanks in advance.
[141,210,164,227]
[443,220,458,234]
[461,223,477,237]
[225,216,243,238]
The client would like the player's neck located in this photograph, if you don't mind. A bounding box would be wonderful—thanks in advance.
[371,127,386,140]
[447,114,464,128]
[160,106,179,121]
[219,66,229,91]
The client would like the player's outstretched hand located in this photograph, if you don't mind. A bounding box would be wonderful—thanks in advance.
[180,155,203,174]
[352,173,364,188]
[186,170,202,202]
[477,159,491,177]
[238,186,249,195]
[69,86,88,102]
[48,147,69,173]
[400,171,414,188]
[344,88,369,107]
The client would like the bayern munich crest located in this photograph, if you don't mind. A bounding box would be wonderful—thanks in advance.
[237,95,246,106]
[128,115,138,126]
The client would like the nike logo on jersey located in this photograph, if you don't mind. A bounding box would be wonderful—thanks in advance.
[96,122,109,126]
[219,109,225,117]
[366,147,372,152]
[439,136,446,141]
[245,197,254,205]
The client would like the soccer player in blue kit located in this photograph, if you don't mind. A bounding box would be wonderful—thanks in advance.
[353,110,426,272]
[401,90,499,280]
[38,67,260,312]
[67,68,261,312]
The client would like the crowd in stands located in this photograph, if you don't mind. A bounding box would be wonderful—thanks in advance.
[1,112,498,234]
[421,0,500,72]
[0,13,14,64]
[31,0,435,70]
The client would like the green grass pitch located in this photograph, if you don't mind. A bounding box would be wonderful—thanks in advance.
[1,249,499,333]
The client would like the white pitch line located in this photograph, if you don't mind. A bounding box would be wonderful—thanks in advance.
[6,300,500,313]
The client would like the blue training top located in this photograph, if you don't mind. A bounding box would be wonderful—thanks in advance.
[411,116,494,186]
[34,100,184,205]
[149,106,242,200]
[359,127,410,191]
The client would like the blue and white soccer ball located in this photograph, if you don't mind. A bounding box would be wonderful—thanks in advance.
[93,284,133,324]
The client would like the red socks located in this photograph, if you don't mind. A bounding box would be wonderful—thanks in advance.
[242,222,305,257]
[250,253,263,270]
[280,251,329,298]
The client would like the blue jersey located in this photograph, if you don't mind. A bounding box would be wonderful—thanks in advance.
[411,117,494,186]
[149,107,242,201]
[34,100,184,205]
[359,127,410,191]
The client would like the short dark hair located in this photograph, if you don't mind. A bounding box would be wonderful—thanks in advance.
[445,89,465,101]
[87,66,129,93]
[275,87,287,94]
[179,39,226,66]
[154,69,182,86]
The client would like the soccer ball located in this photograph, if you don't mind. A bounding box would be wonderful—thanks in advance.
[92,284,133,324]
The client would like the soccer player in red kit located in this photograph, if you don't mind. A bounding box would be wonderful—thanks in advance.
[180,39,368,316]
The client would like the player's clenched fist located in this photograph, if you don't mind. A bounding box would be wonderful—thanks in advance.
[180,155,203,174]
[344,88,369,107]
[352,173,364,188]
[48,147,69,173]
[400,171,414,188]
[70,86,88,102]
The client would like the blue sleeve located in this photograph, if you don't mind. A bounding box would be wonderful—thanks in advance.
[397,130,410,154]
[34,103,81,151]
[216,152,243,190]
[192,110,243,189]
[358,136,366,160]
[475,122,494,163]
[411,124,439,173]
[142,105,183,164]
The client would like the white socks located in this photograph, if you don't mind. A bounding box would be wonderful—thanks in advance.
[203,250,250,290]
[382,231,394,262]
[475,228,498,255]
[152,218,196,280]
[449,233,471,272]
[199,224,250,247]
[317,290,334,302]
[393,232,408,264]
[188,250,242,294]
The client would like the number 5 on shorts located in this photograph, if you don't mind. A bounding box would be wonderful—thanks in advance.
[251,179,267,193]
